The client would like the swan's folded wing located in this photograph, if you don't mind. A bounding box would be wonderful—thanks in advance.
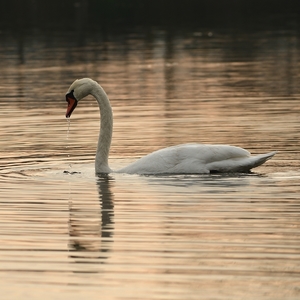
[164,144,252,173]
[177,144,251,162]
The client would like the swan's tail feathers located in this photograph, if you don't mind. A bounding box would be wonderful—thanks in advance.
[206,151,276,173]
[234,151,277,172]
[251,151,277,168]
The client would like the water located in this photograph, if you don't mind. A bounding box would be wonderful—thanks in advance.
[0,26,300,300]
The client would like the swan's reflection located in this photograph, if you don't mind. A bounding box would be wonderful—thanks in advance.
[68,174,114,263]
[97,174,114,242]
[142,172,261,189]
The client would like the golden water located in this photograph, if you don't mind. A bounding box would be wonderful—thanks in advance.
[0,28,299,299]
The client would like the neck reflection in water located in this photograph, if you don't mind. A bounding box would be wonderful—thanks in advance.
[68,174,114,262]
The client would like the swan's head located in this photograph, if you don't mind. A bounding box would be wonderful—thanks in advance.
[65,78,97,118]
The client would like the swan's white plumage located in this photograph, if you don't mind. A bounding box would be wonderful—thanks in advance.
[65,78,276,175]
[118,144,275,174]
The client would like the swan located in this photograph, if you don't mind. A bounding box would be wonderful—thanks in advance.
[65,78,276,175]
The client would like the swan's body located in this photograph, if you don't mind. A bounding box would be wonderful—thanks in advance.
[66,78,276,175]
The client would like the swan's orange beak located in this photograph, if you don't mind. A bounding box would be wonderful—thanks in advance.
[66,91,78,118]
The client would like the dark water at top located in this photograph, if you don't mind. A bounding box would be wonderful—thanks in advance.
[0,25,299,300]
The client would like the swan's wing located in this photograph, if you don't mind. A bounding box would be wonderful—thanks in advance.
[117,144,259,174]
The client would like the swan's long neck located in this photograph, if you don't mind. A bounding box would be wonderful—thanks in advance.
[91,84,113,174]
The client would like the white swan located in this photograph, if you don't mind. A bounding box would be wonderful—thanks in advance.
[65,78,276,175]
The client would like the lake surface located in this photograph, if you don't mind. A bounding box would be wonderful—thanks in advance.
[0,26,299,299]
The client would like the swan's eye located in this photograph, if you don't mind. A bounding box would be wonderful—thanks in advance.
[65,90,78,118]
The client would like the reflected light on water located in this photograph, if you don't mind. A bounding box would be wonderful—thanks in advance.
[0,26,299,300]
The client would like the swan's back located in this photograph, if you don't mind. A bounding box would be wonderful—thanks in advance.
[117,143,275,174]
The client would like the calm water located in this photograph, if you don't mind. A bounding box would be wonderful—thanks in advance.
[0,27,300,300]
